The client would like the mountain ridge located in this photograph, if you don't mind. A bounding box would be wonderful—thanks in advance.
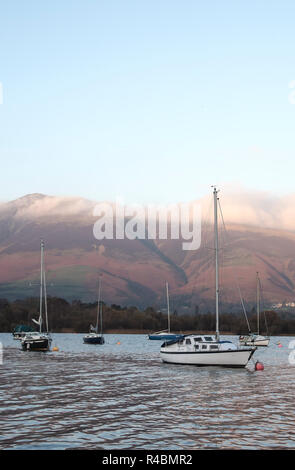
[0,192,295,311]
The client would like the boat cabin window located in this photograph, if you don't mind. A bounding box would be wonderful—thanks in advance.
[195,345,199,350]
[205,336,214,342]
[201,345,208,350]
[185,339,191,345]
[210,345,218,350]
[194,337,203,342]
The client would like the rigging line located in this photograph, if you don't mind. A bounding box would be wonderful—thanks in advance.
[215,197,228,317]
[259,276,269,335]
[217,199,234,249]
[237,284,251,333]
[217,198,252,327]
[190,195,213,312]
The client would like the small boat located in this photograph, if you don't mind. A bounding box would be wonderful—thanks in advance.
[160,334,256,367]
[83,276,105,345]
[239,334,269,347]
[149,331,184,341]
[21,239,52,351]
[239,272,270,347]
[149,282,183,341]
[12,325,36,340]
[21,332,52,351]
[160,187,256,368]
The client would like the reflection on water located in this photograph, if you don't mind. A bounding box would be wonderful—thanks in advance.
[0,333,295,449]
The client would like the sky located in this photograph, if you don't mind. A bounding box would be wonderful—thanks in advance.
[0,0,295,205]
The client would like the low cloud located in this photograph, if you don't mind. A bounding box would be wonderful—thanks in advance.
[200,189,295,231]
[1,189,295,232]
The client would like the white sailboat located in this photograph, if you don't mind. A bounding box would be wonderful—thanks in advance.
[149,282,183,341]
[239,272,270,347]
[21,239,52,351]
[160,187,256,367]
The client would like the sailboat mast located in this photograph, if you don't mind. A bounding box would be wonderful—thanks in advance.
[166,281,170,333]
[39,239,44,333]
[213,187,220,341]
[96,276,102,334]
[43,268,49,334]
[256,272,260,335]
[100,279,103,336]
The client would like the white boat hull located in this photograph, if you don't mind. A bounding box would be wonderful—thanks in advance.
[240,339,269,347]
[160,348,256,367]
[239,335,270,347]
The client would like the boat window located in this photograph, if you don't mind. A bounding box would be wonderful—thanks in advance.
[201,345,207,350]
[210,345,218,350]
[185,339,191,345]
[195,345,199,350]
[194,337,202,342]
[205,336,213,342]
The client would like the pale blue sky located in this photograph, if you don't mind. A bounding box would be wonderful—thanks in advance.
[0,0,295,204]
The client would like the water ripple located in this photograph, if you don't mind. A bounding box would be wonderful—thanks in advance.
[0,333,295,449]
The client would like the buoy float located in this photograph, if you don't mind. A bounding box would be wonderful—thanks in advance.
[52,346,59,352]
[277,342,283,348]
[116,341,121,345]
[255,360,264,371]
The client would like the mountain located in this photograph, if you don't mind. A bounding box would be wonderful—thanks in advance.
[0,192,295,312]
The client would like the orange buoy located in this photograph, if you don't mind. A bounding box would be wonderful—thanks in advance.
[116,341,121,345]
[255,360,264,371]
[52,346,59,352]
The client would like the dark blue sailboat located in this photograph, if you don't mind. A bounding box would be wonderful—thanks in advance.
[83,276,105,345]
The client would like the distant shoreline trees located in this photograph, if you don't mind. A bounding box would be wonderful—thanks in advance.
[0,297,295,334]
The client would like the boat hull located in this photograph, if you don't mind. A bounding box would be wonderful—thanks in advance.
[240,339,270,347]
[239,335,270,347]
[83,335,105,344]
[21,336,52,351]
[160,348,256,367]
[149,334,183,341]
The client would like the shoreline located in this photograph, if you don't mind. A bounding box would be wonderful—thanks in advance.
[3,329,295,336]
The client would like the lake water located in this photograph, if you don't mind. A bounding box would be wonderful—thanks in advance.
[0,333,295,450]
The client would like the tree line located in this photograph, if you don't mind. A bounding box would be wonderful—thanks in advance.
[0,297,295,334]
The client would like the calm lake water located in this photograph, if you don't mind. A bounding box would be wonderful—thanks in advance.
[0,333,295,450]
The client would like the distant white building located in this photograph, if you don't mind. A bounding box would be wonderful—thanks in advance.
[270,302,295,309]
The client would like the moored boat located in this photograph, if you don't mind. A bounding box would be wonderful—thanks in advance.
[83,275,105,345]
[21,332,52,351]
[83,333,105,344]
[21,239,52,352]
[160,187,256,368]
[161,334,256,367]
[13,325,36,340]
[239,334,269,347]
[149,282,182,341]
[149,331,184,341]
[239,272,270,347]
